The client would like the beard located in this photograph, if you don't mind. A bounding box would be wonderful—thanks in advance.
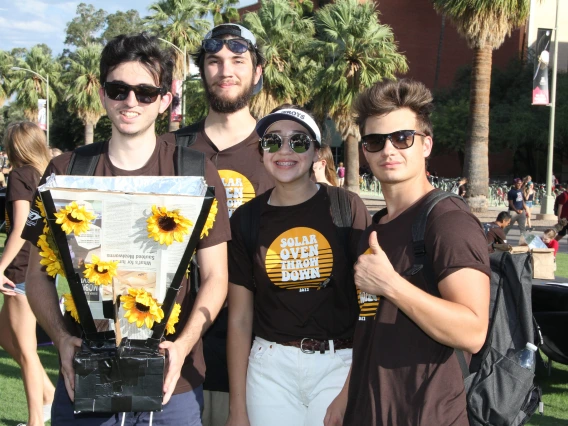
[204,76,255,114]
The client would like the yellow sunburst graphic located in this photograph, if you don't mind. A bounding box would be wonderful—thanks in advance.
[200,199,218,239]
[54,201,95,236]
[83,255,119,286]
[63,293,80,323]
[357,248,380,318]
[218,170,255,217]
[120,288,164,328]
[147,205,193,246]
[165,303,181,335]
[265,227,333,291]
[37,234,65,278]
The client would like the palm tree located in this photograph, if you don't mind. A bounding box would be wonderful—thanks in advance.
[432,0,531,212]
[243,0,316,118]
[310,0,408,193]
[146,0,210,130]
[65,44,106,145]
[0,51,13,107]
[207,0,240,26]
[9,46,61,122]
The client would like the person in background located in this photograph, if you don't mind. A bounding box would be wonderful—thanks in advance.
[0,122,55,426]
[542,229,559,256]
[336,162,345,187]
[313,143,338,186]
[50,147,63,158]
[458,177,467,197]
[523,181,535,231]
[484,211,511,252]
[505,178,527,235]
[555,185,568,242]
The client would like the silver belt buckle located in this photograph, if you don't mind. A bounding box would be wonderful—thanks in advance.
[300,338,316,354]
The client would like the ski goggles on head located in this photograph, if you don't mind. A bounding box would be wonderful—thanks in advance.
[202,38,252,55]
[361,130,426,152]
[103,81,165,104]
[260,133,313,154]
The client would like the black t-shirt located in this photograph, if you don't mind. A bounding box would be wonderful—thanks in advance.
[229,185,371,342]
[5,165,41,283]
[508,188,524,211]
[344,190,491,426]
[21,138,231,395]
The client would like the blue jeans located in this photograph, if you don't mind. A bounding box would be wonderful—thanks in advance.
[51,376,203,426]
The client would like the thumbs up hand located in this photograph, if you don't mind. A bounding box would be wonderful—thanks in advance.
[354,231,399,299]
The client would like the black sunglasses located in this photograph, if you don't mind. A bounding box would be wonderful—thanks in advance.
[202,38,252,55]
[260,133,313,154]
[361,130,426,153]
[103,81,165,104]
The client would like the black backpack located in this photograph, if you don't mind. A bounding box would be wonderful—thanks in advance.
[66,140,206,296]
[237,185,354,286]
[173,122,201,148]
[404,190,542,426]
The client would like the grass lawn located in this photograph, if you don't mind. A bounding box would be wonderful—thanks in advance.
[1,236,568,424]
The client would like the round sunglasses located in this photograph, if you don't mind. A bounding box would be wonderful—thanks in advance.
[361,130,426,153]
[260,133,314,154]
[103,81,165,104]
[202,38,252,55]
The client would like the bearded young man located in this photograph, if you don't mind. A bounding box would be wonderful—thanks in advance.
[162,23,274,426]
[325,79,490,426]
[23,33,231,425]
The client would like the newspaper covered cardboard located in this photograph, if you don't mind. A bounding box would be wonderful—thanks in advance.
[493,244,555,280]
[37,175,214,413]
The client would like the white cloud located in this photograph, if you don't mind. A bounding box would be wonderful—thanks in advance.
[14,0,49,18]
[0,16,58,33]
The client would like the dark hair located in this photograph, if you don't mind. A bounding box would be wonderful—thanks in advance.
[496,211,512,222]
[354,79,434,137]
[192,34,265,83]
[100,32,174,94]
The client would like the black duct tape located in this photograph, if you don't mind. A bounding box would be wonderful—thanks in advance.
[74,339,164,413]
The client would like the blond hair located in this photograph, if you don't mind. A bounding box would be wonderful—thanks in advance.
[3,122,51,175]
[318,144,338,187]
[543,229,557,240]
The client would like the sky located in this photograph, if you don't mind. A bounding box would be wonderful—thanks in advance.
[0,0,257,55]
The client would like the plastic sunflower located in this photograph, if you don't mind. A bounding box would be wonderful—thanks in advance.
[35,197,49,234]
[147,205,193,246]
[200,199,218,239]
[120,288,164,328]
[54,201,95,236]
[63,293,80,323]
[37,234,65,277]
[165,303,181,335]
[83,255,119,286]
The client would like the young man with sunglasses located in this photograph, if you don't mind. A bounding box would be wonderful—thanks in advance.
[23,33,231,425]
[326,79,490,426]
[162,24,274,426]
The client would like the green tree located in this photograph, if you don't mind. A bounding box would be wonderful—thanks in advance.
[0,51,13,107]
[310,0,408,193]
[65,3,107,47]
[288,0,314,17]
[242,0,316,118]
[65,44,106,145]
[432,0,531,211]
[207,0,240,26]
[9,46,61,122]
[102,10,144,43]
[146,0,210,130]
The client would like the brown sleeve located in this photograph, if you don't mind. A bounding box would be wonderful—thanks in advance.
[6,167,39,203]
[426,209,491,283]
[197,158,231,249]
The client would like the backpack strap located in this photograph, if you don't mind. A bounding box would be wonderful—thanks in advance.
[327,186,353,265]
[173,122,201,148]
[176,146,205,177]
[66,142,105,176]
[404,189,470,378]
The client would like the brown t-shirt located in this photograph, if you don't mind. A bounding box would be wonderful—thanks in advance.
[161,119,275,217]
[229,185,371,342]
[344,191,491,426]
[5,165,41,283]
[22,139,231,395]
[486,223,507,252]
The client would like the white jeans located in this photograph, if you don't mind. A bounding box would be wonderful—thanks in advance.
[246,337,352,426]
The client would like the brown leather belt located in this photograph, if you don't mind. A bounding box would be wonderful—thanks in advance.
[280,338,353,354]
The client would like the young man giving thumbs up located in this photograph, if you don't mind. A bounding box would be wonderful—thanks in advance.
[340,80,491,426]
